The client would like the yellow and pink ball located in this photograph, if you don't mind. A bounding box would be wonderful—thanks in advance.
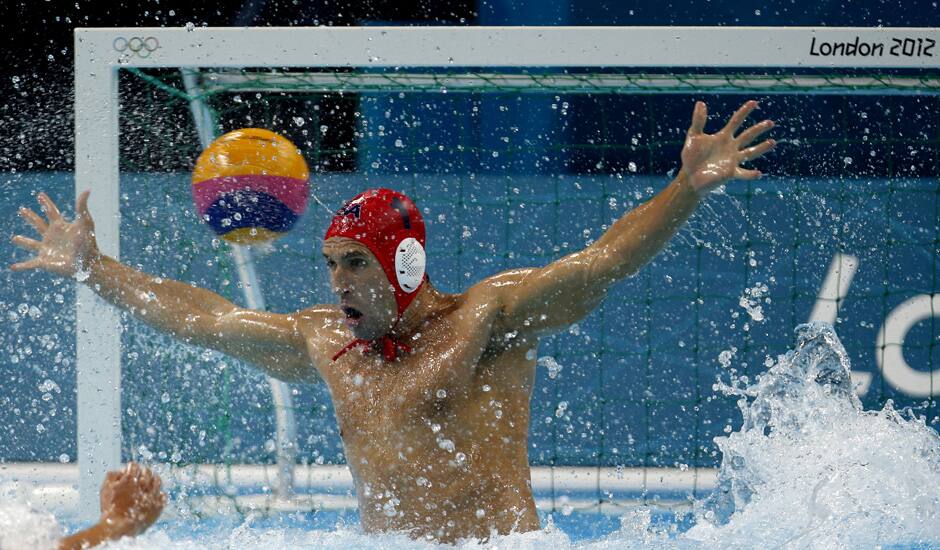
[192,128,309,244]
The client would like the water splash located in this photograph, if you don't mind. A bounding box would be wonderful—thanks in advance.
[0,482,61,550]
[688,322,940,547]
[737,282,768,323]
[50,514,671,550]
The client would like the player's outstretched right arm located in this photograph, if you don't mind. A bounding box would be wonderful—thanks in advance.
[11,191,319,383]
[490,101,776,338]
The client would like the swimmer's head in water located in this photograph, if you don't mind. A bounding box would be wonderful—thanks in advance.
[323,188,427,339]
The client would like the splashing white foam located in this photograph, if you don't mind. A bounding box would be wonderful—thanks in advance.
[0,483,61,550]
[59,514,674,550]
[688,322,940,548]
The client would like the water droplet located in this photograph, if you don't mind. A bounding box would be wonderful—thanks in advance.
[382,498,399,517]
[538,356,564,379]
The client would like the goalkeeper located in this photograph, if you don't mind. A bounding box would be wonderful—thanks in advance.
[11,100,774,543]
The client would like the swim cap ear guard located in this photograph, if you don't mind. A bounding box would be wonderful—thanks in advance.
[324,188,428,319]
[395,237,426,294]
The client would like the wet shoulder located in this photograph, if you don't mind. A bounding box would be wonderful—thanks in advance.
[463,268,539,347]
[294,305,353,373]
[295,304,345,336]
[462,268,534,314]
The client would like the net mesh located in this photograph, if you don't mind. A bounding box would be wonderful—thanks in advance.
[103,65,940,514]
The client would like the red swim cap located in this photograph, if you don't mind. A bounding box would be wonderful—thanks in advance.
[324,188,427,317]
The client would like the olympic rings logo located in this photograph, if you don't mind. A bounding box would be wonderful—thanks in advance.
[113,36,160,58]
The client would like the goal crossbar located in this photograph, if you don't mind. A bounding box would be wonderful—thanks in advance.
[181,70,940,96]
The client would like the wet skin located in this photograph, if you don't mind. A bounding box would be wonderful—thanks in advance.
[309,239,545,541]
[11,101,775,544]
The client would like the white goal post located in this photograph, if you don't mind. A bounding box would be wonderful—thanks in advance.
[73,25,938,520]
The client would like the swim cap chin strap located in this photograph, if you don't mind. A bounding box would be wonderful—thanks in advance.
[330,335,412,363]
[325,188,427,362]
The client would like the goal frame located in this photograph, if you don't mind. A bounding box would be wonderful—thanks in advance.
[73,25,938,519]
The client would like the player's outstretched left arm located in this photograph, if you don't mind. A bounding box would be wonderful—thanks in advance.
[493,100,776,336]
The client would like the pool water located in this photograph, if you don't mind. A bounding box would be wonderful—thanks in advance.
[55,508,681,549]
[49,507,694,549]
[51,504,935,550]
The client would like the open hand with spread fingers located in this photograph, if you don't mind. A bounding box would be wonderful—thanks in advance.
[10,190,100,278]
[680,100,777,195]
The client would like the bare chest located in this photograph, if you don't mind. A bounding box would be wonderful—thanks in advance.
[324,314,486,441]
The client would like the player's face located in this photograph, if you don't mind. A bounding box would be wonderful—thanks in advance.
[322,238,397,339]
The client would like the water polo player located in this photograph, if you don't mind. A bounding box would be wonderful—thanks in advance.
[11,100,775,543]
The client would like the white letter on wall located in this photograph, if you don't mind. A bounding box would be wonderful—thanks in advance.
[876,293,940,398]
